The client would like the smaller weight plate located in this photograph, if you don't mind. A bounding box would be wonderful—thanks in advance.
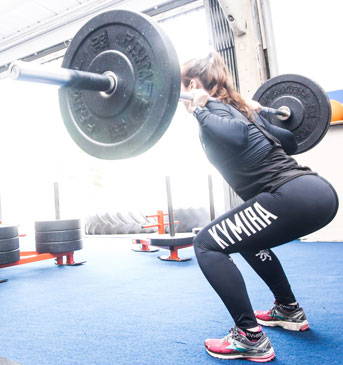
[36,240,83,254]
[0,237,19,252]
[0,225,18,239]
[0,249,20,265]
[35,229,81,243]
[253,74,331,154]
[35,219,81,232]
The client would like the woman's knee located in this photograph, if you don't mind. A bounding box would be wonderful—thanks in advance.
[193,231,205,253]
[193,227,213,256]
[194,226,211,247]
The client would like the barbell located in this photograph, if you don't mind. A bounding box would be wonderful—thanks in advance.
[8,61,291,119]
[4,9,331,159]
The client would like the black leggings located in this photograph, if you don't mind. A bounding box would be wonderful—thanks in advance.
[194,175,339,329]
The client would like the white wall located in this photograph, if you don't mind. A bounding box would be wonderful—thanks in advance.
[269,0,343,240]
[269,0,343,91]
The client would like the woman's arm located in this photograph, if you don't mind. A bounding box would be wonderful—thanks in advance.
[183,89,248,148]
[193,106,249,149]
[257,113,297,155]
[247,99,297,154]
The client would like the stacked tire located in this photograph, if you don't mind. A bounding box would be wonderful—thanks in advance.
[35,219,83,253]
[0,225,20,265]
[85,211,158,235]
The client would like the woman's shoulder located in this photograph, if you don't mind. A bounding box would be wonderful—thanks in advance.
[206,100,250,123]
[206,100,234,115]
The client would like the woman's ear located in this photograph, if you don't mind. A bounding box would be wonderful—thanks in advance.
[189,79,196,90]
[189,78,204,90]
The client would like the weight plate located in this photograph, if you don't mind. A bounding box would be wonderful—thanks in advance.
[253,74,331,154]
[0,225,18,239]
[35,219,81,232]
[137,22,181,155]
[36,240,83,254]
[35,229,81,243]
[59,10,180,159]
[0,249,20,265]
[148,233,194,247]
[0,237,19,252]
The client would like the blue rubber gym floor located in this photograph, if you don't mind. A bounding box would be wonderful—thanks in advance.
[0,237,342,365]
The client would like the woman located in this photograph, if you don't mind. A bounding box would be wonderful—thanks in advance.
[181,52,338,362]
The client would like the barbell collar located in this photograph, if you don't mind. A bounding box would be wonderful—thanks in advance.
[261,105,291,120]
[8,61,115,93]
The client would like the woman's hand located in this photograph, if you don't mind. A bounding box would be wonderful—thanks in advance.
[247,99,263,112]
[183,88,210,113]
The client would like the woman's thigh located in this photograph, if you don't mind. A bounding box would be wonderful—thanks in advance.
[194,175,338,254]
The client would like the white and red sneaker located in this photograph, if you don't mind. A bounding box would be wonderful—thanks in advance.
[255,303,309,331]
[204,327,275,362]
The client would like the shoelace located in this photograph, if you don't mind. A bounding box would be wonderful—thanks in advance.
[223,328,241,343]
[273,304,298,315]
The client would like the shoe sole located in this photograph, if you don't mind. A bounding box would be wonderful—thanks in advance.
[205,347,276,362]
[256,318,309,331]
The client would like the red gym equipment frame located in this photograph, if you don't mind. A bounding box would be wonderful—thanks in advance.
[0,250,85,283]
[132,210,171,253]
[157,244,192,262]
[132,210,192,261]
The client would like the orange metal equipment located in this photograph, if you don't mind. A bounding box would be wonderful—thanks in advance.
[132,238,159,252]
[132,210,192,261]
[158,244,193,262]
[132,210,180,252]
[0,250,85,283]
[144,210,168,234]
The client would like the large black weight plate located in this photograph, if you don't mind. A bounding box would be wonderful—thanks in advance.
[139,20,181,156]
[35,229,81,243]
[0,225,18,239]
[59,10,180,159]
[0,249,20,265]
[253,74,331,154]
[148,233,194,247]
[0,237,19,252]
[35,219,81,232]
[36,240,83,253]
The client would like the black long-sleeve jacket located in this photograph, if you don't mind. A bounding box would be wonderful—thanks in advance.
[193,100,315,200]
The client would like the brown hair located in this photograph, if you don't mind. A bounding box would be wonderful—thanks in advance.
[181,51,254,121]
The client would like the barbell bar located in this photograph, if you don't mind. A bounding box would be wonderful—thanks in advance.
[1,10,331,159]
[9,61,116,93]
[8,61,291,119]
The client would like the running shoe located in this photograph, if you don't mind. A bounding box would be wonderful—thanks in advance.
[204,327,275,362]
[255,303,309,331]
